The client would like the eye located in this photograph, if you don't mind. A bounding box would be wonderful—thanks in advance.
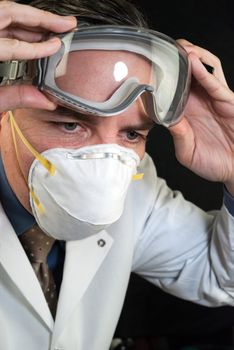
[126,130,141,141]
[63,122,80,131]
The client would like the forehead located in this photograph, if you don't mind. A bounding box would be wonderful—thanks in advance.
[55,50,153,102]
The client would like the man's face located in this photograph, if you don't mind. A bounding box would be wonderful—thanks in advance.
[0,50,154,212]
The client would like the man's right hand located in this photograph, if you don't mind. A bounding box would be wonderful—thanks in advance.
[0,1,76,113]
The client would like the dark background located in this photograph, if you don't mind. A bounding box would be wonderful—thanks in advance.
[135,0,234,210]
[115,1,234,349]
[16,0,234,348]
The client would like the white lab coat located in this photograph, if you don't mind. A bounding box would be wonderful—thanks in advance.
[0,154,234,350]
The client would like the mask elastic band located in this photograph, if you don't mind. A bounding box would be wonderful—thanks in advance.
[30,189,44,214]
[9,111,56,176]
[9,111,55,215]
[132,173,144,180]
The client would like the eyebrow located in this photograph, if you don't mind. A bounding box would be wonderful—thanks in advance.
[126,120,155,131]
[54,106,155,130]
[54,106,98,123]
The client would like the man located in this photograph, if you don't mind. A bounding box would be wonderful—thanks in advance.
[1,1,234,350]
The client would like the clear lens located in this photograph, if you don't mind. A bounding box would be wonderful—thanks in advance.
[55,49,155,103]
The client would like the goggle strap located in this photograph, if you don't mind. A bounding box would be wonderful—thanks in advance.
[0,61,26,85]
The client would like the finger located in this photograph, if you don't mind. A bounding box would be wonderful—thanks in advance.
[3,23,52,34]
[168,117,195,167]
[189,52,234,102]
[0,28,44,42]
[0,37,62,60]
[0,1,76,32]
[177,38,194,47]
[177,39,228,86]
[0,85,57,112]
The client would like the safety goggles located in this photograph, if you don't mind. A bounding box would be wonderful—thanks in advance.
[0,25,190,127]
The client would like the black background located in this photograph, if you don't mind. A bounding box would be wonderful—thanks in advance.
[134,0,234,211]
[15,0,234,347]
[116,1,234,348]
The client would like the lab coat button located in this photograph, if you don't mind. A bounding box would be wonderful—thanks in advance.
[97,239,106,247]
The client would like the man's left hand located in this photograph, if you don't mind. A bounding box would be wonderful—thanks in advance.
[169,39,234,195]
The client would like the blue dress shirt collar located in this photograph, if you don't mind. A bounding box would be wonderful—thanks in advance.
[0,156,35,236]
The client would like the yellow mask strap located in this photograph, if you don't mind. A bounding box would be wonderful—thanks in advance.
[9,111,56,214]
[9,111,56,176]
[132,173,144,180]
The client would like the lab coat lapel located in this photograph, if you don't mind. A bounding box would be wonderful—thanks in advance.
[53,230,113,342]
[0,205,54,330]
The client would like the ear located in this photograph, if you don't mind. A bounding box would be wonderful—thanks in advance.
[0,111,8,120]
[0,111,8,128]
[0,112,5,148]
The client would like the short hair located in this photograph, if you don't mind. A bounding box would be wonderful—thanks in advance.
[29,0,148,27]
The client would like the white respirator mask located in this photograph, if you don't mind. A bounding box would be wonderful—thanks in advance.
[9,112,143,240]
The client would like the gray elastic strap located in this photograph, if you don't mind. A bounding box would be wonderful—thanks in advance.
[0,61,26,80]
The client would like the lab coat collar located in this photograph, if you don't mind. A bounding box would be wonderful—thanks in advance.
[0,204,113,340]
[0,203,54,330]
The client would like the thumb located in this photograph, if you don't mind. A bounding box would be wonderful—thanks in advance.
[0,85,56,113]
[169,117,195,166]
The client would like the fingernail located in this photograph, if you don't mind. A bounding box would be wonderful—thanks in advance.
[62,16,76,22]
[46,102,57,110]
[47,37,60,44]
[183,42,194,47]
